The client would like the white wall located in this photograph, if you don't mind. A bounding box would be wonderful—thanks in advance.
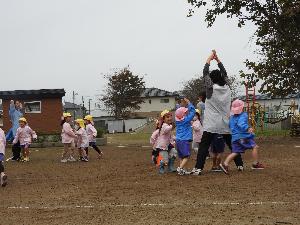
[136,97,176,113]
[256,98,300,111]
[107,118,148,133]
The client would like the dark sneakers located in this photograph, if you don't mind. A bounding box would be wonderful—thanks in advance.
[1,174,7,187]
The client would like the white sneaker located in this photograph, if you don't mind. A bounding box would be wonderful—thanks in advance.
[67,156,77,162]
[1,173,8,187]
[61,159,68,163]
[190,168,202,175]
[237,166,244,171]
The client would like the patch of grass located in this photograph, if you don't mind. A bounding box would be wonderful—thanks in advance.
[255,129,290,137]
[106,132,151,145]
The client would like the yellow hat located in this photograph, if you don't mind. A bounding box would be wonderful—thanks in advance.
[75,119,85,128]
[160,110,170,118]
[195,109,200,114]
[84,115,93,122]
[19,117,27,123]
[63,112,72,118]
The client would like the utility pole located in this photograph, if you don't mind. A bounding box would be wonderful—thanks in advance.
[88,98,92,115]
[82,96,85,117]
[72,91,78,119]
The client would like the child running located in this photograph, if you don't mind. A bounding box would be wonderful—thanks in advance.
[220,99,265,174]
[61,113,77,163]
[150,119,160,165]
[192,109,203,153]
[75,119,89,162]
[175,98,196,175]
[84,115,103,159]
[210,134,225,172]
[12,118,37,162]
[0,128,7,187]
[156,110,176,174]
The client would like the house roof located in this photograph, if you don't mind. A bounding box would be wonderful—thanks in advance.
[239,93,300,101]
[141,88,179,98]
[0,89,65,100]
[64,102,82,110]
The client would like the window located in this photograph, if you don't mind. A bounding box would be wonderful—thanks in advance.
[148,100,152,104]
[160,99,169,103]
[24,101,42,113]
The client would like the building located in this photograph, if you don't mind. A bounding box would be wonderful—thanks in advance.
[240,93,300,112]
[63,101,86,119]
[0,89,65,134]
[133,88,179,118]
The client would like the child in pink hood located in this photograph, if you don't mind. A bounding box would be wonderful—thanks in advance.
[150,120,160,164]
[13,117,37,162]
[0,128,7,187]
[156,111,177,174]
[61,113,77,163]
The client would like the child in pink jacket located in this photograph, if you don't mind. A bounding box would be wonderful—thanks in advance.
[75,119,89,162]
[150,120,160,165]
[61,113,77,163]
[84,115,103,159]
[192,109,203,153]
[0,128,7,187]
[156,111,176,174]
[13,117,37,162]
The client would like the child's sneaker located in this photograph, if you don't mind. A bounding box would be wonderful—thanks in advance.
[237,166,244,171]
[81,157,89,162]
[1,173,7,187]
[219,163,229,175]
[190,168,202,175]
[251,162,265,170]
[61,159,68,163]
[177,168,188,176]
[159,161,165,174]
[68,156,77,162]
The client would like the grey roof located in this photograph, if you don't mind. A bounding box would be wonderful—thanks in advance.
[0,89,65,100]
[239,93,300,101]
[141,88,179,98]
[64,102,82,110]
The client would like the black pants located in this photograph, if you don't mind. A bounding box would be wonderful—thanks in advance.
[195,131,243,170]
[0,161,4,173]
[85,142,102,156]
[12,142,21,160]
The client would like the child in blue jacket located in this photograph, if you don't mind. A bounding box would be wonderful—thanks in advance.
[175,98,196,175]
[220,99,265,174]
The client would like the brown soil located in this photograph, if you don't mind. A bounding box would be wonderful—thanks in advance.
[0,137,299,225]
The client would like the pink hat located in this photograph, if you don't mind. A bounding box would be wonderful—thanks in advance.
[231,99,245,115]
[175,107,188,121]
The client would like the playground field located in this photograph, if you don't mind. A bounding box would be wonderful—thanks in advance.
[0,136,299,225]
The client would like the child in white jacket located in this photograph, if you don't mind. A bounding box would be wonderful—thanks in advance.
[75,119,89,162]
[84,115,103,159]
[13,117,37,162]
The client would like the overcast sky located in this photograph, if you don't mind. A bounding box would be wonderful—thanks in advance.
[0,0,257,105]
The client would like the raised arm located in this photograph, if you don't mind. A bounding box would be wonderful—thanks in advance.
[203,52,216,98]
[214,52,229,84]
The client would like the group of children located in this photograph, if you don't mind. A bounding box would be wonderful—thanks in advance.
[61,113,103,163]
[150,97,264,176]
[0,113,103,187]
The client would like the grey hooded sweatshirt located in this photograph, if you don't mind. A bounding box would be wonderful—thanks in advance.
[202,62,231,134]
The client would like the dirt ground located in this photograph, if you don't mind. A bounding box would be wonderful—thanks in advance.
[0,136,299,225]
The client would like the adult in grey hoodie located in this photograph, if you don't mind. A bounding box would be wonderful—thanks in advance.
[191,51,244,175]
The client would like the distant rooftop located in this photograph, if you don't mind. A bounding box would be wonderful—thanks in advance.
[240,93,300,101]
[64,101,83,110]
[141,88,179,98]
[0,89,65,100]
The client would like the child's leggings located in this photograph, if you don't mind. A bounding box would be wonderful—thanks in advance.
[85,142,102,156]
[0,162,4,173]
